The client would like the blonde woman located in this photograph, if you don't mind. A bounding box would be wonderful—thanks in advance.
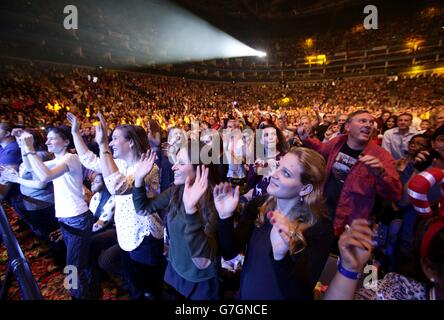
[214,147,333,299]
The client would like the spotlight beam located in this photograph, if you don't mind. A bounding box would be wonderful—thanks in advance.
[77,1,268,65]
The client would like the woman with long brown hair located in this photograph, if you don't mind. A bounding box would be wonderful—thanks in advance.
[214,147,333,299]
[132,140,222,300]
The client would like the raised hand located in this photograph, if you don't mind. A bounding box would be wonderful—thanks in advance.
[11,128,25,148]
[21,133,35,153]
[134,150,157,186]
[11,129,33,151]
[213,182,240,219]
[11,128,24,139]
[67,112,80,134]
[268,210,304,260]
[95,112,108,146]
[413,150,431,166]
[183,165,209,214]
[312,100,321,113]
[234,108,243,118]
[297,125,308,142]
[338,219,373,273]
[324,126,334,140]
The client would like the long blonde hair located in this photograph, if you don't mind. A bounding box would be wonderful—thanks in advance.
[256,147,327,254]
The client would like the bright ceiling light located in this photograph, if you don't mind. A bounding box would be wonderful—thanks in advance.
[257,51,267,57]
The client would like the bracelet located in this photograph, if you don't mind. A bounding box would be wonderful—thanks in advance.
[101,150,112,155]
[337,257,361,280]
[22,151,37,157]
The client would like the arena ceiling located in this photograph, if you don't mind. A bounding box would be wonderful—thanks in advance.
[173,0,357,20]
[172,0,431,38]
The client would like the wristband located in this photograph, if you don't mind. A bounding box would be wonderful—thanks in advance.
[101,150,112,155]
[337,257,361,280]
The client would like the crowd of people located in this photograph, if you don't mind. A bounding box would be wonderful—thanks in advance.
[1,60,443,132]
[1,58,444,300]
[242,5,442,63]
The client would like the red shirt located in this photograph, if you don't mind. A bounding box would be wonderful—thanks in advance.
[305,135,402,235]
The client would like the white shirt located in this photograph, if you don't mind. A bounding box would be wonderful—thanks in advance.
[46,153,89,218]
[79,151,163,251]
[381,127,418,160]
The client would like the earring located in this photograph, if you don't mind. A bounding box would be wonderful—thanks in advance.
[299,195,304,205]
[430,277,435,283]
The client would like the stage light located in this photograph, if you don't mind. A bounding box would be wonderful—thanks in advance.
[257,51,267,57]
